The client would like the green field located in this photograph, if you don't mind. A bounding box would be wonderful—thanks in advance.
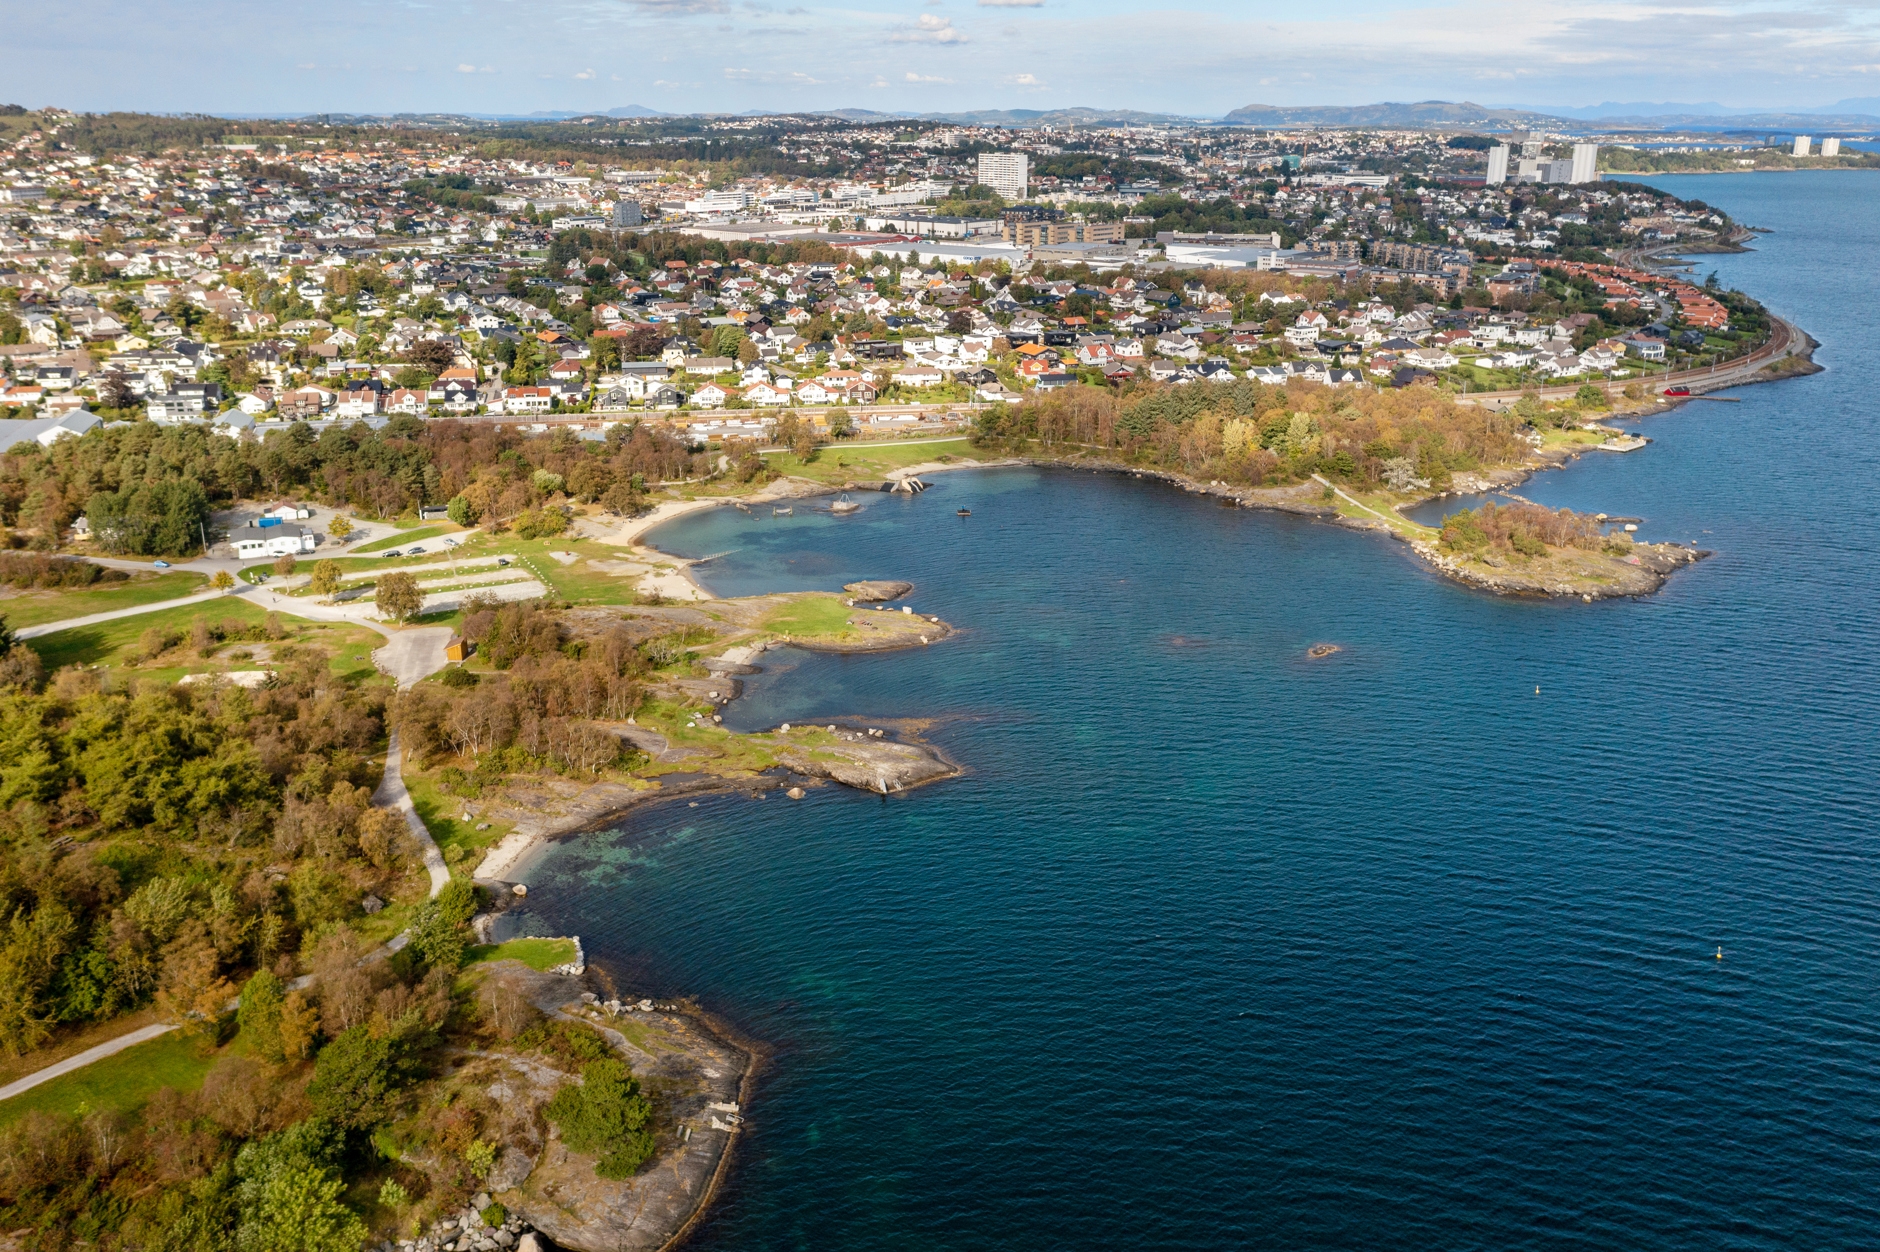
[26,599,388,686]
[762,596,858,641]
[0,1030,218,1128]
[25,597,270,671]
[403,769,512,871]
[761,436,975,484]
[465,937,577,971]
[0,571,208,629]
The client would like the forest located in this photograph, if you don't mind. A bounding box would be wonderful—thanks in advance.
[0,419,705,556]
[0,585,669,1247]
[971,378,1538,492]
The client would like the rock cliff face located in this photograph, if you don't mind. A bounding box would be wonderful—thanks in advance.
[471,964,751,1252]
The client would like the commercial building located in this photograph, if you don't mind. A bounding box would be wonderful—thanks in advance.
[1541,159,1575,184]
[1792,135,1812,157]
[612,199,642,227]
[860,213,999,238]
[230,523,318,560]
[976,152,1030,201]
[1486,145,1510,185]
[1004,218,1126,247]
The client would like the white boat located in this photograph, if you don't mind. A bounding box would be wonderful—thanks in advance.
[830,494,860,515]
[772,506,792,516]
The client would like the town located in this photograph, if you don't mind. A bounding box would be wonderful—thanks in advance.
[0,105,1786,453]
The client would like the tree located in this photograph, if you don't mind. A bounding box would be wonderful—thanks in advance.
[326,515,353,540]
[406,879,479,972]
[237,971,286,1063]
[375,572,422,623]
[600,481,642,516]
[213,571,236,592]
[446,494,481,527]
[543,1056,656,1178]
[273,554,297,577]
[307,560,341,596]
[305,1026,398,1128]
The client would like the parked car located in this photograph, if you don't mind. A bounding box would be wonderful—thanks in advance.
[153,560,170,568]
[382,549,402,558]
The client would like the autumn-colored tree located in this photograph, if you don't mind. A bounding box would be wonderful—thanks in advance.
[307,560,341,596]
[375,571,422,623]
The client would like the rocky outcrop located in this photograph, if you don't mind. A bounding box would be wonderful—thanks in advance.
[1404,531,1711,599]
[843,580,913,602]
[771,727,960,793]
[463,964,751,1252]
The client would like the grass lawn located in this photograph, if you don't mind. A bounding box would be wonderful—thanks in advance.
[762,595,860,641]
[355,526,448,554]
[0,571,208,629]
[1321,484,1439,539]
[27,600,390,686]
[26,597,271,671]
[403,769,512,872]
[761,436,976,483]
[0,1029,221,1128]
[464,937,576,971]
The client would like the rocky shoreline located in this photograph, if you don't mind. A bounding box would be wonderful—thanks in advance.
[370,961,755,1252]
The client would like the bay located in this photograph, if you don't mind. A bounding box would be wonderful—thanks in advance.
[504,172,1880,1249]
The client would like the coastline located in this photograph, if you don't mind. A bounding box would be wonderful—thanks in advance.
[479,272,1821,1243]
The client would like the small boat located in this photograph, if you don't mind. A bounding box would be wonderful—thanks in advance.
[772,506,792,516]
[956,508,971,517]
[830,494,860,515]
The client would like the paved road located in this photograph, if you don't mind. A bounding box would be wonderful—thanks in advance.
[0,1022,177,1103]
[373,728,452,897]
[15,587,233,640]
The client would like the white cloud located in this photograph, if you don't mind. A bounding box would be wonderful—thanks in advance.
[979,0,1044,6]
[456,63,495,73]
[723,67,756,78]
[1010,72,1043,85]
[574,68,597,79]
[889,12,967,41]
[906,71,955,83]
[631,0,730,13]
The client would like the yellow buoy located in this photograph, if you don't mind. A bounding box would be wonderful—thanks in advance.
[1716,947,1723,960]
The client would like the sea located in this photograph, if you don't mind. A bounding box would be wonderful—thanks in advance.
[499,172,1880,1249]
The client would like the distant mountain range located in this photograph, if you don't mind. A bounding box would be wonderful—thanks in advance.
[1222,101,1557,128]
[805,106,1197,127]
[1220,99,1880,131]
[181,99,1880,133]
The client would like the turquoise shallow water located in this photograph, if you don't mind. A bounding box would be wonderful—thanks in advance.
[506,173,1880,1249]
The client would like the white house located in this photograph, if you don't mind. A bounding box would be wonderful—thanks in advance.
[230,523,318,559]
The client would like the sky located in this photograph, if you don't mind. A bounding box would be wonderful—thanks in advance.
[13,0,1880,117]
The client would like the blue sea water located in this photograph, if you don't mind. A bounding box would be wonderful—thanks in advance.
[506,173,1880,1249]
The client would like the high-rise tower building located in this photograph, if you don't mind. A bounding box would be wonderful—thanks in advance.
[1570,143,1599,184]
[976,152,1030,201]
[1486,145,1509,184]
